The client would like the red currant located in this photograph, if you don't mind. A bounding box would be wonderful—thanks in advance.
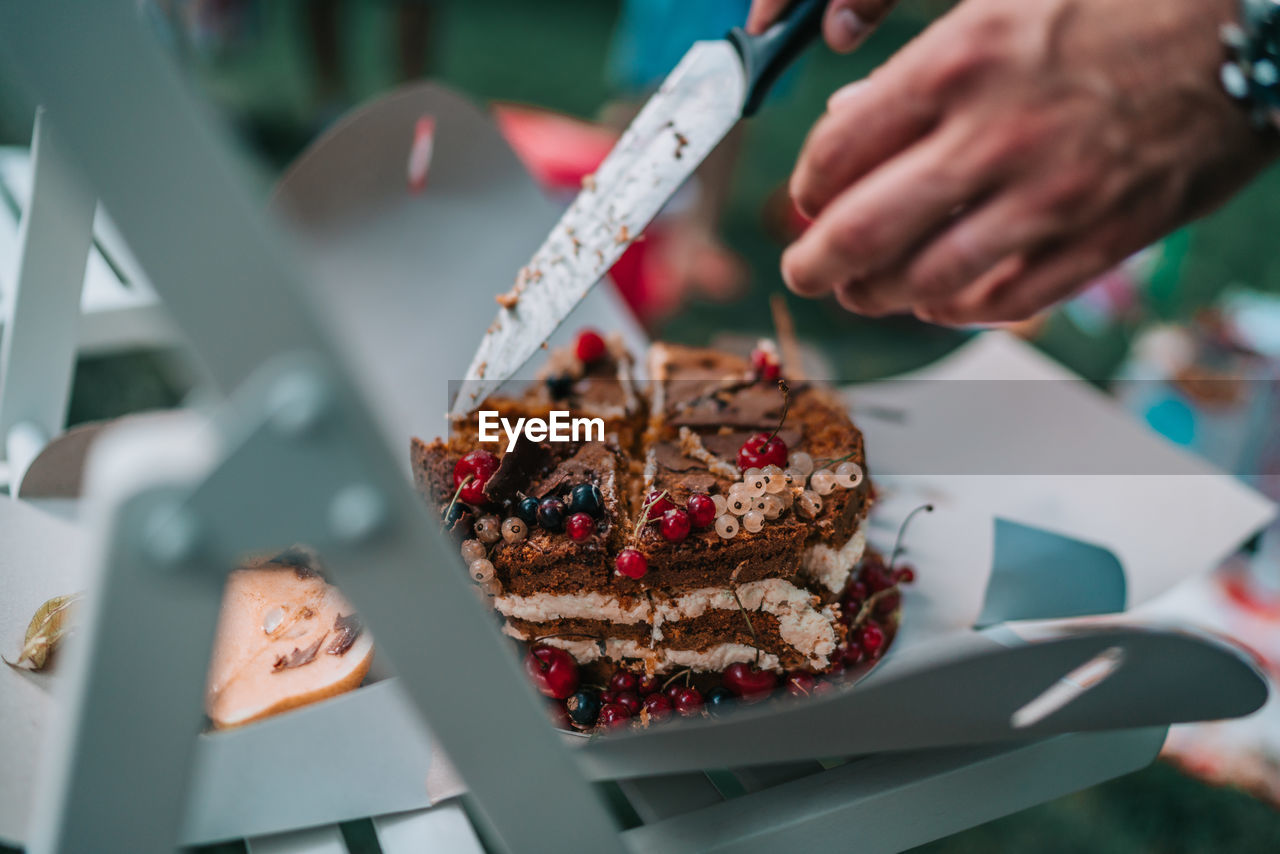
[613,690,642,716]
[566,512,595,542]
[784,672,815,697]
[598,702,632,728]
[723,662,778,702]
[840,642,864,667]
[863,562,893,593]
[637,674,662,695]
[453,450,499,505]
[608,670,638,693]
[642,692,673,720]
[645,490,675,521]
[859,623,886,658]
[660,508,691,543]
[615,548,648,579]
[874,589,901,616]
[686,493,717,528]
[842,580,869,612]
[751,346,781,382]
[575,329,607,364]
[673,687,704,716]
[895,565,916,584]
[524,644,579,699]
[737,433,788,470]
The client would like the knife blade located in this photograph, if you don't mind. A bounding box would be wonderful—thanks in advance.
[451,0,825,417]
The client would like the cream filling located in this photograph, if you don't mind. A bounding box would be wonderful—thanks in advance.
[503,626,784,673]
[498,577,838,671]
[800,527,867,594]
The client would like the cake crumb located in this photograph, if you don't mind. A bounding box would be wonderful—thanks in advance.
[582,172,597,191]
[496,291,519,309]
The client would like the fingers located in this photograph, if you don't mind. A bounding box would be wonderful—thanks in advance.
[790,69,935,219]
[782,124,987,303]
[745,0,791,35]
[825,0,897,53]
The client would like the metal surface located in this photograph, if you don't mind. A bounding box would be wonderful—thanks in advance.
[451,40,746,415]
[0,111,94,493]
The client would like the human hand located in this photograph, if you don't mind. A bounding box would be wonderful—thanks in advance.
[781,0,1279,324]
[746,0,897,53]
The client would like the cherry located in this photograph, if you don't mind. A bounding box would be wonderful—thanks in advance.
[826,661,847,678]
[608,670,638,693]
[548,702,573,729]
[600,690,617,705]
[751,345,781,382]
[664,683,685,703]
[537,497,566,532]
[524,645,580,699]
[615,548,649,579]
[859,623,886,658]
[453,450,499,505]
[723,662,778,702]
[566,512,595,542]
[515,496,540,526]
[895,565,917,584]
[660,508,691,543]
[637,674,662,695]
[642,693,673,720]
[863,562,893,593]
[565,690,601,728]
[784,672,815,697]
[568,483,604,517]
[737,433,788,470]
[598,702,632,729]
[842,580,869,612]
[645,490,675,521]
[686,493,717,528]
[613,690,642,716]
[673,687,704,716]
[840,642,865,667]
[575,329,607,364]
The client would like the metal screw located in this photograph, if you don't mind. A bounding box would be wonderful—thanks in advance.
[143,502,202,567]
[329,483,388,543]
[266,368,331,438]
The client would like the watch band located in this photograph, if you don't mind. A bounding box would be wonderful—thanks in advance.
[1221,0,1280,129]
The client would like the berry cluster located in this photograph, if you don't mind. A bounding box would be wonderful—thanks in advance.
[710,450,863,542]
[831,554,915,669]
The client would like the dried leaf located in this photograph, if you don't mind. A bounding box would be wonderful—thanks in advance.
[5,592,82,671]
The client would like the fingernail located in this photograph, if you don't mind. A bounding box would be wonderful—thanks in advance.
[830,8,867,52]
[827,79,868,111]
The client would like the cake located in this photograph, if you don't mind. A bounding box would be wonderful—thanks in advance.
[412,330,896,717]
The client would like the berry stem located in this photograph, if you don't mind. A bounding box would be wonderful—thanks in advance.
[443,474,474,522]
[848,586,899,630]
[814,449,859,469]
[632,489,671,541]
[889,503,935,569]
[729,585,763,668]
[661,668,693,691]
[766,380,791,444]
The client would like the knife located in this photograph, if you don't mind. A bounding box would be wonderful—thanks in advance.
[450,0,827,417]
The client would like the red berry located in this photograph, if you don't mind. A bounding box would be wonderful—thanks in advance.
[614,690,642,715]
[660,508,691,543]
[750,345,781,381]
[863,563,893,593]
[598,702,632,728]
[826,660,847,678]
[664,683,684,702]
[642,692,673,720]
[637,674,662,695]
[784,672,815,697]
[452,450,499,505]
[548,702,572,729]
[686,493,717,528]
[895,565,916,584]
[859,623,886,658]
[645,490,675,520]
[842,581,869,614]
[875,590,901,616]
[723,662,778,702]
[840,643,864,666]
[608,670,638,693]
[566,512,595,542]
[737,432,788,470]
[615,548,649,579]
[812,680,835,696]
[600,690,617,705]
[524,645,579,699]
[673,687,704,716]
[575,329,607,364]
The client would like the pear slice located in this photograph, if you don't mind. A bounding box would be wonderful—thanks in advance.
[206,560,373,729]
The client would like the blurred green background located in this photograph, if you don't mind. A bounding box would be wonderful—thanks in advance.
[3,1,1280,851]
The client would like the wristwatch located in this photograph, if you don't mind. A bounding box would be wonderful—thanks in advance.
[1221,0,1280,129]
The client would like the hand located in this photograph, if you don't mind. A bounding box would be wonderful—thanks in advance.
[781,0,1279,324]
[747,0,898,53]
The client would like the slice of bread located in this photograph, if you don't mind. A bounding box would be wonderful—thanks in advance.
[206,558,373,729]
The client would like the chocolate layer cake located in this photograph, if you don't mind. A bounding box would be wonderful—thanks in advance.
[412,333,872,676]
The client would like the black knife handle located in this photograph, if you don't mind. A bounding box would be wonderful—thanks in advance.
[727,0,826,117]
